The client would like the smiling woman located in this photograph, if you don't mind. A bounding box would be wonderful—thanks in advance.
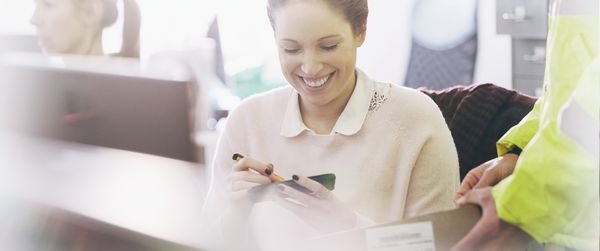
[271,0,364,132]
[200,0,461,250]
[29,0,140,57]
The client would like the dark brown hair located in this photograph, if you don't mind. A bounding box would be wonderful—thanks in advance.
[267,0,368,36]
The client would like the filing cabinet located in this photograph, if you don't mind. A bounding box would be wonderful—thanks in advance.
[496,0,548,39]
[512,39,546,96]
[496,0,548,97]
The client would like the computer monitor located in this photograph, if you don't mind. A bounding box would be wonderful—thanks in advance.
[206,16,226,86]
[0,63,197,162]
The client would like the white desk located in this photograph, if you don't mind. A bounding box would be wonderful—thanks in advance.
[0,135,208,251]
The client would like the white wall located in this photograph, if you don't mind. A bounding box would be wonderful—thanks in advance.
[138,0,219,58]
[217,0,277,74]
[357,0,413,85]
[0,0,35,35]
[473,0,512,88]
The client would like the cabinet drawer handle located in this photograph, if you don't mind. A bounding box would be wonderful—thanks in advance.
[502,6,528,22]
[523,46,546,64]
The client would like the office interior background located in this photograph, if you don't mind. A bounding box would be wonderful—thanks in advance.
[0,0,557,250]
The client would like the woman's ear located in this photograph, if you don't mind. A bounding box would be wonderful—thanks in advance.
[355,23,367,47]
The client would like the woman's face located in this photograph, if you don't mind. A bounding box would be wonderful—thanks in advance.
[273,0,365,107]
[30,0,91,54]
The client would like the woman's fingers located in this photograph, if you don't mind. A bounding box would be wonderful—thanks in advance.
[232,154,274,176]
[227,171,271,195]
[229,171,271,184]
[230,180,263,192]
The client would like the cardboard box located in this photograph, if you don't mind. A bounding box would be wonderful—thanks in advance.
[294,205,482,251]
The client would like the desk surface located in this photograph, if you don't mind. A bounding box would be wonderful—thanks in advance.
[0,135,208,250]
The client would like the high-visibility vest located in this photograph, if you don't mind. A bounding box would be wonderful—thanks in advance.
[492,0,599,249]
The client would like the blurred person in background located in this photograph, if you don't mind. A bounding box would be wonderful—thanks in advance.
[30,0,140,57]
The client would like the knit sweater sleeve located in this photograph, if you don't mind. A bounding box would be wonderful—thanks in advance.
[402,91,460,219]
[199,102,251,249]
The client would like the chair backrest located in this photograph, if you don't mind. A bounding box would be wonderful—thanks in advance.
[405,37,477,89]
[405,0,478,89]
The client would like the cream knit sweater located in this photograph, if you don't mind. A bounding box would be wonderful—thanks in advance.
[201,70,459,248]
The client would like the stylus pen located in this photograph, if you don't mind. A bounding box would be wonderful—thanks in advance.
[232,153,285,182]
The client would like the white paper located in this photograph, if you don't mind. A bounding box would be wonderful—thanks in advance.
[365,221,435,251]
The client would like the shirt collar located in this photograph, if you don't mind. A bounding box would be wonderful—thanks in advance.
[280,69,373,137]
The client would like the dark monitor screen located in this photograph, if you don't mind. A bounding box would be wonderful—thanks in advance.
[0,64,196,162]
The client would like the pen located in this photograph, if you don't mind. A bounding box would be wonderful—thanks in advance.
[232,153,285,182]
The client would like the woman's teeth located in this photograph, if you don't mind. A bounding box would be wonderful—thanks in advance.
[303,74,330,88]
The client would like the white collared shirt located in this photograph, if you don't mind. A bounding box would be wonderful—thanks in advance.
[280,69,374,137]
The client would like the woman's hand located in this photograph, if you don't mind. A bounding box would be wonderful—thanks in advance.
[275,175,357,233]
[455,153,519,204]
[227,155,274,204]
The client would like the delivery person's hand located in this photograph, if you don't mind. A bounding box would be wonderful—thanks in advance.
[275,175,357,233]
[455,153,519,203]
[227,155,274,203]
[450,187,531,251]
